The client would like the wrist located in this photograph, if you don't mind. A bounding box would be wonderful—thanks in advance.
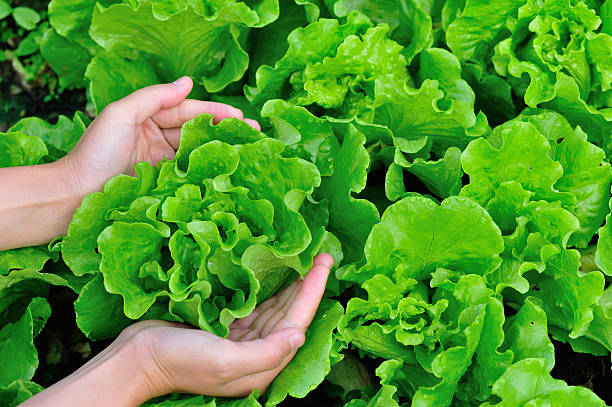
[110,334,159,406]
[0,160,87,250]
[52,155,88,202]
[19,333,153,407]
[125,327,177,401]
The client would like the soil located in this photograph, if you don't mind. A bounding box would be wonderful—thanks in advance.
[552,340,612,404]
[0,58,88,132]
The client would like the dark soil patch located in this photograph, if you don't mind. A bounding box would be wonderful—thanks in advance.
[551,340,612,404]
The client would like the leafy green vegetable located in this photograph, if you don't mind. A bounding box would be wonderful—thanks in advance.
[0,380,43,407]
[265,299,343,406]
[40,29,90,89]
[0,298,51,386]
[246,12,409,117]
[0,1,11,21]
[8,112,89,163]
[339,195,503,284]
[87,1,249,110]
[482,358,607,407]
[62,114,321,337]
[12,7,41,30]
[3,0,612,406]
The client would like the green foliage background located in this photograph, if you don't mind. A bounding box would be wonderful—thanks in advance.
[1,0,611,406]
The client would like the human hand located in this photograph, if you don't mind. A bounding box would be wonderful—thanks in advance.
[128,253,334,400]
[0,77,259,251]
[58,76,260,197]
[20,253,334,407]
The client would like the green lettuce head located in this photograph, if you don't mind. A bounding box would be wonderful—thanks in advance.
[45,0,282,109]
[460,109,610,340]
[491,0,612,152]
[61,115,321,337]
[493,0,608,106]
[246,11,411,118]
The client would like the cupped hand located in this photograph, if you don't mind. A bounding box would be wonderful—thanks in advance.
[124,253,334,400]
[58,76,260,196]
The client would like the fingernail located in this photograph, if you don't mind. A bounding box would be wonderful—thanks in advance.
[289,333,305,351]
[244,118,261,131]
[313,253,334,269]
[172,76,189,86]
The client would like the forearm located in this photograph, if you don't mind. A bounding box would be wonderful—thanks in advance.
[0,160,83,251]
[20,335,151,407]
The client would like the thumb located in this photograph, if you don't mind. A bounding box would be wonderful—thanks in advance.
[108,76,193,124]
[226,328,305,377]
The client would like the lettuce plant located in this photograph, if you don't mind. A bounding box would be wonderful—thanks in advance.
[1,0,611,406]
[62,115,321,337]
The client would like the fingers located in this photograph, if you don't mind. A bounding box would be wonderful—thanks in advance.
[161,128,182,151]
[255,282,301,337]
[229,253,334,336]
[220,349,296,397]
[229,279,300,331]
[244,118,261,131]
[151,99,244,128]
[107,76,194,124]
[223,328,304,378]
[285,255,333,330]
[313,252,334,268]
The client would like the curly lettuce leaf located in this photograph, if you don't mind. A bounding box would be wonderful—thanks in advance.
[0,246,56,277]
[0,131,48,168]
[387,146,463,200]
[564,285,612,354]
[330,0,433,63]
[536,249,605,338]
[343,386,399,407]
[40,28,91,89]
[62,115,321,337]
[262,100,379,266]
[86,1,264,111]
[339,195,503,284]
[462,110,612,246]
[461,121,569,206]
[341,271,514,406]
[372,79,488,158]
[317,121,380,264]
[247,1,315,83]
[374,48,485,200]
[246,12,410,117]
[490,0,612,152]
[502,297,556,369]
[595,192,612,275]
[514,110,611,246]
[8,112,89,163]
[468,110,612,246]
[48,0,118,53]
[541,74,612,156]
[0,247,67,315]
[416,48,476,107]
[0,380,43,407]
[74,273,132,340]
[444,0,524,62]
[261,99,341,177]
[338,273,444,362]
[264,299,343,406]
[482,358,607,407]
[0,298,51,387]
[493,0,604,103]
[422,272,512,405]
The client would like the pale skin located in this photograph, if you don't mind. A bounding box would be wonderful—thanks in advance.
[1,77,333,406]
